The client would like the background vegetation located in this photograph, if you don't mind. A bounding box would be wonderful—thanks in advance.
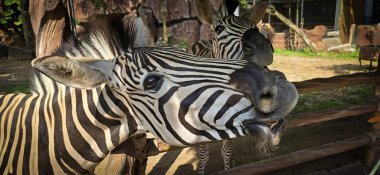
[0,0,23,33]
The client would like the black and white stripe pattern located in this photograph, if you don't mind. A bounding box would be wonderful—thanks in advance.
[211,16,257,60]
[0,16,295,174]
[191,1,274,173]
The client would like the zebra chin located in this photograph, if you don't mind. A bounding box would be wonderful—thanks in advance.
[239,118,286,158]
[242,118,286,146]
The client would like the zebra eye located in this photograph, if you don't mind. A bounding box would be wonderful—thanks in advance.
[143,74,163,92]
[214,25,225,34]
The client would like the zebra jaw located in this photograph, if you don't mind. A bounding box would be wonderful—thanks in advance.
[242,118,286,146]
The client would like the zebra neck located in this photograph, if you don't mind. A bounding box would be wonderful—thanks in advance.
[0,75,139,174]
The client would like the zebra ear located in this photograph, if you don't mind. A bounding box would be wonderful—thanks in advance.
[32,56,114,89]
[122,5,154,49]
[193,0,216,25]
[219,0,239,17]
[133,5,155,48]
[249,0,268,24]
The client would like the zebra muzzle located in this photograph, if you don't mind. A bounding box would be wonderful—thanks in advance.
[243,118,286,146]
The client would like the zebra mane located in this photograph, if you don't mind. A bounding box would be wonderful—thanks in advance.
[54,27,125,60]
[53,12,153,60]
[32,20,131,94]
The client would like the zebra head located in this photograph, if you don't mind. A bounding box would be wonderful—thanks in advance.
[193,0,273,66]
[32,44,297,148]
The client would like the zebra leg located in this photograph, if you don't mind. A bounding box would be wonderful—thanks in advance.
[221,139,233,169]
[198,144,210,175]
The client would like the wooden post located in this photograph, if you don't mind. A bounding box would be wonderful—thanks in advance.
[365,81,380,174]
[266,5,317,53]
[29,0,70,57]
[20,0,33,49]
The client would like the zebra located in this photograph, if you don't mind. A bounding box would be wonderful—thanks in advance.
[0,7,298,175]
[191,0,273,66]
[191,0,275,173]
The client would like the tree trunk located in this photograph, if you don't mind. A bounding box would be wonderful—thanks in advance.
[266,5,318,53]
[29,0,70,57]
[160,0,168,46]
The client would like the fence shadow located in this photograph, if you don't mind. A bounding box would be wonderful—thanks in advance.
[316,64,373,75]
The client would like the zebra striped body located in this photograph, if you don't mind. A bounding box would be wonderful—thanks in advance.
[191,0,274,173]
[0,21,298,174]
[0,80,139,174]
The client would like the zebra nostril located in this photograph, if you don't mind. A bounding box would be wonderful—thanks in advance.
[257,91,274,113]
[260,92,272,101]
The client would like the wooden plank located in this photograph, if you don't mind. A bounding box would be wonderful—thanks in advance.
[357,25,380,47]
[287,102,378,128]
[211,133,375,175]
[294,72,380,94]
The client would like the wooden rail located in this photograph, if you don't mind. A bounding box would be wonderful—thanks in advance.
[211,133,378,175]
[293,72,380,94]
[287,101,378,128]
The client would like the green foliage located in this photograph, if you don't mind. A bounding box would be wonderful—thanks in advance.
[92,0,105,9]
[156,36,189,50]
[4,80,32,94]
[0,0,22,32]
[238,0,250,9]
[292,84,374,114]
[274,49,359,60]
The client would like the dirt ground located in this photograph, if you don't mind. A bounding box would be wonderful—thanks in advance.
[0,55,376,174]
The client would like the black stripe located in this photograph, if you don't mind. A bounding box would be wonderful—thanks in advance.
[38,86,54,174]
[225,106,253,137]
[10,96,29,174]
[158,86,189,145]
[22,96,37,174]
[0,95,25,171]
[179,85,229,140]
[95,88,122,126]
[197,90,231,139]
[111,91,139,138]
[168,74,226,81]
[0,94,16,123]
[131,101,163,139]
[130,97,162,124]
[78,89,109,154]
[174,80,225,87]
[0,95,5,106]
[68,89,105,163]
[52,86,90,174]
[214,94,244,123]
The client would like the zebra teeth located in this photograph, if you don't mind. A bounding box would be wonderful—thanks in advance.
[269,121,278,130]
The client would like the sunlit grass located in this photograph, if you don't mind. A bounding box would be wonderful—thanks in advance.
[4,80,32,94]
[292,84,375,114]
[274,49,359,60]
